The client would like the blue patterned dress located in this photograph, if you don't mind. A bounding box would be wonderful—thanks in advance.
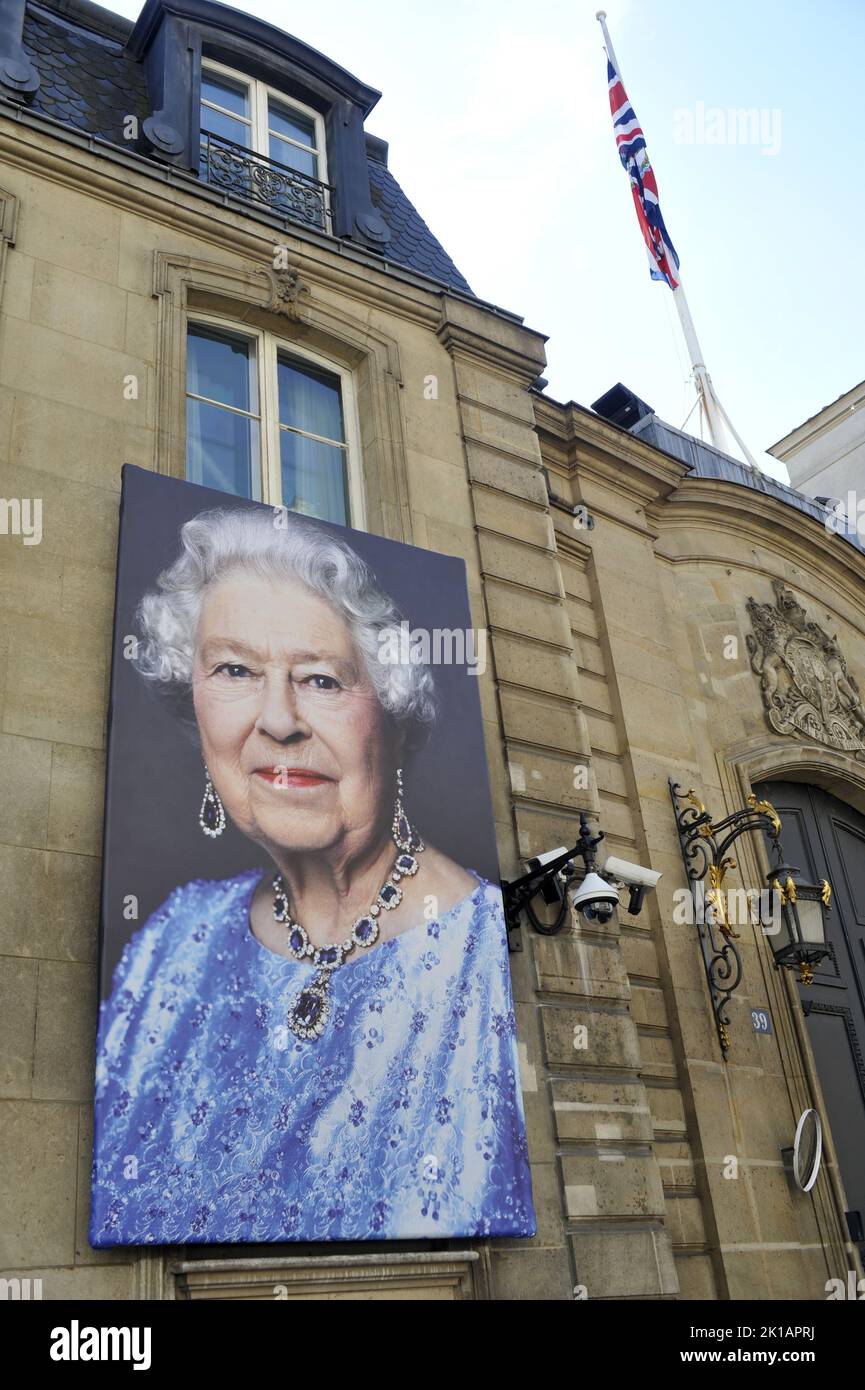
[90,868,536,1245]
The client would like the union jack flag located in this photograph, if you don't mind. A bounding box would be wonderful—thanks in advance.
[606,55,680,290]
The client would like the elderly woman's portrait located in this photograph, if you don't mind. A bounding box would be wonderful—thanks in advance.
[90,467,535,1246]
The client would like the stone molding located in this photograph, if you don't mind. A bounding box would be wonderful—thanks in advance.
[652,477,865,599]
[151,249,412,542]
[0,184,18,306]
[534,394,687,506]
[0,115,520,341]
[437,294,547,387]
[171,1250,485,1300]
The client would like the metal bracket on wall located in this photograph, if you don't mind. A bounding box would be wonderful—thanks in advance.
[668,779,781,1059]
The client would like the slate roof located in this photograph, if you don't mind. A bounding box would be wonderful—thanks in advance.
[367,156,472,295]
[630,412,865,559]
[19,0,473,295]
[24,5,149,142]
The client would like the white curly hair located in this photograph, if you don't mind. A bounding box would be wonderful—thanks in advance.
[134,505,436,737]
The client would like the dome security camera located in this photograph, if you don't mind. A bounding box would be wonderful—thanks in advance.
[571,872,620,924]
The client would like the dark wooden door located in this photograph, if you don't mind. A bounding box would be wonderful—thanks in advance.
[754,780,865,1243]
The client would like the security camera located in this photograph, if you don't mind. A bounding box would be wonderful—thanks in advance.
[572,872,621,924]
[527,847,569,870]
[602,856,662,915]
[526,847,572,904]
[602,857,663,889]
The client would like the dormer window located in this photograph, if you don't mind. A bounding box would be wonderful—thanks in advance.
[198,61,331,230]
[130,0,392,253]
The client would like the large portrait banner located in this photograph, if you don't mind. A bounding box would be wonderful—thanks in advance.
[90,466,536,1246]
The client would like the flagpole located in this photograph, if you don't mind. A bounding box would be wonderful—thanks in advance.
[596,8,621,74]
[596,11,759,468]
[671,274,724,449]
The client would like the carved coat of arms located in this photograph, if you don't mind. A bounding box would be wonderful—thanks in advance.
[746,580,865,759]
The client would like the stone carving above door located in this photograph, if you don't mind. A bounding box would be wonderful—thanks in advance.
[746,579,865,759]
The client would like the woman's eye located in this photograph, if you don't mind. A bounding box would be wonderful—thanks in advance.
[306,674,340,691]
[215,663,251,679]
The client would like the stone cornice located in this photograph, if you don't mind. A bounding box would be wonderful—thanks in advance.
[538,394,865,592]
[532,393,585,441]
[0,107,531,363]
[534,394,688,506]
[652,475,865,617]
[769,378,865,461]
[550,518,593,565]
[437,294,547,387]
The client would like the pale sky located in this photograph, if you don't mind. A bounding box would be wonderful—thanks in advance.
[104,0,865,483]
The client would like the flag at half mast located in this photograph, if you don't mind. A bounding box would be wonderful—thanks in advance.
[605,47,680,289]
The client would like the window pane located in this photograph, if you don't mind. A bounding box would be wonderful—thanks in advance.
[279,432,348,525]
[269,134,317,180]
[188,327,252,411]
[201,72,249,118]
[187,398,258,499]
[200,102,250,148]
[268,100,316,149]
[277,357,344,442]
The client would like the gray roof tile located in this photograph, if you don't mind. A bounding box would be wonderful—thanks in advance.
[368,157,472,295]
[21,2,473,295]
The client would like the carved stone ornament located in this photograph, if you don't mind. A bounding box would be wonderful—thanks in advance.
[266,266,309,320]
[746,579,865,759]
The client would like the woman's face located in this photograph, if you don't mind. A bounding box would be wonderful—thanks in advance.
[192,571,395,859]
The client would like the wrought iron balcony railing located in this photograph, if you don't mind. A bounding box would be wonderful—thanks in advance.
[199,131,333,232]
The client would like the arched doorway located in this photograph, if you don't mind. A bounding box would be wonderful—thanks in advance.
[754,779,865,1254]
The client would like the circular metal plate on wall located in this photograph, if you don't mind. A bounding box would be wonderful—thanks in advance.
[792,1108,823,1192]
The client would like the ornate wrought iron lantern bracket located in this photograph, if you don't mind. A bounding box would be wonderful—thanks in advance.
[669,780,783,1058]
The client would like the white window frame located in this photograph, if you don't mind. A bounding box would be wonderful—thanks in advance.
[200,58,329,190]
[186,312,365,529]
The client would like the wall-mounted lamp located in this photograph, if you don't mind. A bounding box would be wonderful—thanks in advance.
[669,780,832,1057]
[501,812,661,948]
[763,851,832,987]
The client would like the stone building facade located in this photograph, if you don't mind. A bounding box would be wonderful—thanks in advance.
[0,0,863,1300]
[770,379,865,509]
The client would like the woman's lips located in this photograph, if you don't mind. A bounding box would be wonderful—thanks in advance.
[254,767,332,788]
